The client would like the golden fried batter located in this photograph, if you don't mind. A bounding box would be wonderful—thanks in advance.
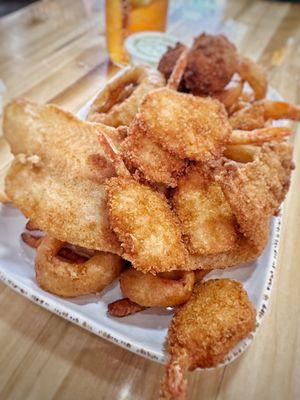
[138,88,232,161]
[230,102,266,130]
[105,177,187,274]
[216,142,294,248]
[159,279,256,399]
[184,142,294,271]
[187,235,262,271]
[4,99,122,254]
[230,100,300,130]
[121,120,186,187]
[173,165,238,256]
[120,268,195,307]
[213,75,244,110]
[35,236,123,298]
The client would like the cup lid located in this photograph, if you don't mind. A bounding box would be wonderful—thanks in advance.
[125,31,177,65]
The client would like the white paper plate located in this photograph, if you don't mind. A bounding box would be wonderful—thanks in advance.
[0,86,285,367]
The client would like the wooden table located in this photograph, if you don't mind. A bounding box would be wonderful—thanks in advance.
[0,1,300,399]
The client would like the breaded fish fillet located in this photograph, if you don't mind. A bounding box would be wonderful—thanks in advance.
[4,99,122,254]
[159,279,256,399]
[105,176,187,273]
[173,164,238,255]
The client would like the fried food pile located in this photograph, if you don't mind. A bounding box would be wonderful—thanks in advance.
[3,32,298,400]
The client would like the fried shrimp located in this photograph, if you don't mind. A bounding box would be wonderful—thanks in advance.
[87,65,165,127]
[159,279,256,400]
[237,56,267,100]
[25,220,40,231]
[230,100,300,130]
[35,236,123,297]
[185,142,294,271]
[167,47,189,91]
[21,232,43,249]
[106,177,187,274]
[213,75,244,109]
[224,144,260,163]
[137,88,232,161]
[120,269,195,307]
[230,126,292,145]
[108,298,146,317]
[121,121,186,188]
[99,131,187,274]
[173,165,238,256]
[216,142,294,247]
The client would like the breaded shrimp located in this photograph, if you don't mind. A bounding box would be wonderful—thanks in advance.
[213,75,244,110]
[215,142,294,247]
[237,56,267,100]
[121,120,186,188]
[230,100,300,130]
[159,279,256,399]
[137,88,232,161]
[185,142,294,272]
[105,177,187,274]
[99,131,187,274]
[172,165,238,256]
[230,126,292,145]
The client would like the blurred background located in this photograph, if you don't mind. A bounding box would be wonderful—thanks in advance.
[1,0,300,17]
[0,0,299,110]
[0,1,36,17]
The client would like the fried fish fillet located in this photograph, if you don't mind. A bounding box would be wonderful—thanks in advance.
[105,176,187,273]
[137,87,232,161]
[173,164,238,255]
[159,279,256,399]
[186,142,294,271]
[4,99,122,254]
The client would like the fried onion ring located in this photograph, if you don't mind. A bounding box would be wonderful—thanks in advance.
[120,268,195,307]
[35,236,123,297]
[87,65,165,127]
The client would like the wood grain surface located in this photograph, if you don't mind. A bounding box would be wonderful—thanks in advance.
[0,1,300,399]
